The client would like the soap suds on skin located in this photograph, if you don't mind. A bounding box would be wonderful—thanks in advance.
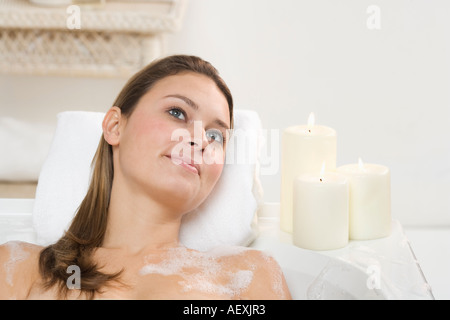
[140,246,256,297]
[259,249,290,299]
[3,241,30,286]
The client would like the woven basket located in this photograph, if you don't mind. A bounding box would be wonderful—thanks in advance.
[0,0,187,77]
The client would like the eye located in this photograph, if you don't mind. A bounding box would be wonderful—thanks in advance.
[206,129,224,144]
[168,108,186,121]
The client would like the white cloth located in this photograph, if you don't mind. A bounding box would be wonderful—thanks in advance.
[32,112,105,245]
[32,109,264,251]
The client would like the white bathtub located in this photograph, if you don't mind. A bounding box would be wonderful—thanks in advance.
[0,199,434,300]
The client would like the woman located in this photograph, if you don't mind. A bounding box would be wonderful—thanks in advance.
[0,55,292,300]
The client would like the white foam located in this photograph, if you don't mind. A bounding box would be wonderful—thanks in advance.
[271,268,286,298]
[3,241,30,286]
[140,246,255,298]
[257,250,290,299]
[227,270,254,294]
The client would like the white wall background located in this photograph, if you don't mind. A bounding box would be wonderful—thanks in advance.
[1,0,449,227]
[164,0,450,227]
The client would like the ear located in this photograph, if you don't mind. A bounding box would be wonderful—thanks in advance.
[103,106,123,146]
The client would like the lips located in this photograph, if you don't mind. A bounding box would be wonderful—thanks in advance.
[166,155,200,175]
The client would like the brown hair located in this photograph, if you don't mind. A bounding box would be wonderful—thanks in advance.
[38,55,234,299]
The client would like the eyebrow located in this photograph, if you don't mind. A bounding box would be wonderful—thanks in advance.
[164,94,230,130]
[166,94,198,110]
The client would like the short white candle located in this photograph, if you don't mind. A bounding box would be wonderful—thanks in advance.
[337,158,391,240]
[293,170,349,251]
[280,113,337,233]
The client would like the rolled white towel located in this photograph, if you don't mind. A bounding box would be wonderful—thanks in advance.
[32,111,105,245]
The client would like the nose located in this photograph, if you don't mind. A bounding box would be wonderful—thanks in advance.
[188,121,209,151]
[188,132,208,151]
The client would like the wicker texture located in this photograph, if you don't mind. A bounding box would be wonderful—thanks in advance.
[0,0,187,77]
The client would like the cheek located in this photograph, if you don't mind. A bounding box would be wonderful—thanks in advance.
[202,143,227,182]
[203,162,224,186]
[119,116,177,174]
[128,116,174,149]
[202,143,225,165]
[135,116,163,136]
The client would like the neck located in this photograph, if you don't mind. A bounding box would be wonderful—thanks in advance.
[102,181,183,254]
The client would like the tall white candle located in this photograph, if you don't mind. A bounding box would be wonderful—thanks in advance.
[293,170,349,251]
[280,113,337,233]
[337,158,391,240]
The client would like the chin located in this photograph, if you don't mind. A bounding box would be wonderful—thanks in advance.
[157,181,202,209]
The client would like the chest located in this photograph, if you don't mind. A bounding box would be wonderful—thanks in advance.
[27,264,242,300]
[27,248,256,299]
[101,272,235,300]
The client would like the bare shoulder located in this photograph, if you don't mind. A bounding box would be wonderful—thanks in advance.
[210,246,292,300]
[0,241,43,299]
[241,248,292,300]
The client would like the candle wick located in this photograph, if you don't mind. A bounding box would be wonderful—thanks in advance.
[308,130,311,133]
[320,178,323,182]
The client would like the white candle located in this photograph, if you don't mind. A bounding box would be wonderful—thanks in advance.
[337,158,391,240]
[293,170,349,251]
[280,113,337,233]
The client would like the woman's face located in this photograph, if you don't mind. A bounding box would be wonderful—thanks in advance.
[114,72,231,214]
